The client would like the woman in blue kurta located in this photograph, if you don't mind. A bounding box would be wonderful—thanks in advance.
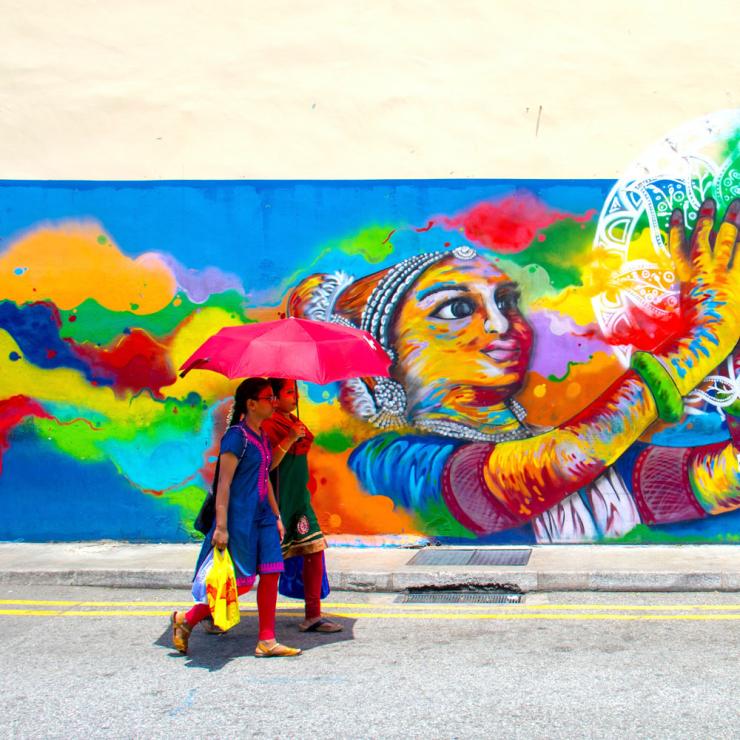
[171,377,301,658]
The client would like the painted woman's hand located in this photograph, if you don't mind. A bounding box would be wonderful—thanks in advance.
[656,198,740,396]
[211,526,229,550]
[276,517,285,542]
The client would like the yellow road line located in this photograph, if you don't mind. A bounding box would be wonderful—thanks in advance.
[1,599,739,611]
[458,603,740,611]
[325,612,740,621]
[0,600,195,607]
[1,608,740,621]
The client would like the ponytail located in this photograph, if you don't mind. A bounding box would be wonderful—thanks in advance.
[227,377,271,427]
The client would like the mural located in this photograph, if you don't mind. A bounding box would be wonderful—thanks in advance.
[1,110,739,543]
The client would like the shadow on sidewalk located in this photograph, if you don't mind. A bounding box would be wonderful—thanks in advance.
[154,611,355,671]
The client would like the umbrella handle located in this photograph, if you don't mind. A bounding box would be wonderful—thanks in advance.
[179,357,210,378]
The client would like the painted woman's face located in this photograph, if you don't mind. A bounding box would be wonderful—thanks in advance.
[275,381,298,414]
[392,255,533,412]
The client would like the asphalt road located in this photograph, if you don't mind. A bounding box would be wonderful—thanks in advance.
[1,586,738,739]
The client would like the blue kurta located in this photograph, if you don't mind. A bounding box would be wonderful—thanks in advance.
[195,423,284,583]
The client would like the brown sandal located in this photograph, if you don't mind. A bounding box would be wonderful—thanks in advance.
[299,617,343,633]
[202,617,225,635]
[171,611,192,654]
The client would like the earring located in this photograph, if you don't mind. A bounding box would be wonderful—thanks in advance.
[369,377,408,429]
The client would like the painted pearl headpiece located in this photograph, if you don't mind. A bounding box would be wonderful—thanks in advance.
[299,245,530,436]
[360,246,476,362]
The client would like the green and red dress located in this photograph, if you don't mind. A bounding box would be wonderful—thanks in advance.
[263,412,327,558]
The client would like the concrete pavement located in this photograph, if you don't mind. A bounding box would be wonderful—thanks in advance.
[4,585,739,739]
[1,541,738,592]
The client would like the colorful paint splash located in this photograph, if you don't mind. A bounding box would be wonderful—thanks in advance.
[1,111,739,544]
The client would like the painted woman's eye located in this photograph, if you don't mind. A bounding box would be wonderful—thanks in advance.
[496,289,521,313]
[431,297,476,320]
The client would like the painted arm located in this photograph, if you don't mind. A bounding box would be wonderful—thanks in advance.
[445,200,740,533]
[629,348,740,523]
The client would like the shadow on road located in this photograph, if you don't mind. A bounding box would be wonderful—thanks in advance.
[154,611,355,671]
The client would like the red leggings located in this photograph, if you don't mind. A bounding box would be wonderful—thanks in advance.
[303,551,324,621]
[184,572,279,641]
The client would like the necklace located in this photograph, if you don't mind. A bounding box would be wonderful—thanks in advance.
[414,399,533,444]
[415,418,533,443]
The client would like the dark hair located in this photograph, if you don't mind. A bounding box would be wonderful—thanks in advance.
[228,377,271,426]
[269,377,290,397]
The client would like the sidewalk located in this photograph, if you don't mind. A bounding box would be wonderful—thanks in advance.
[1,542,738,592]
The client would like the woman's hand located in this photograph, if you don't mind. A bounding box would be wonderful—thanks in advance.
[211,526,229,550]
[656,198,740,397]
[287,421,307,442]
[276,517,285,542]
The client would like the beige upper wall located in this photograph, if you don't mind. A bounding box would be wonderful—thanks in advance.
[1,0,738,180]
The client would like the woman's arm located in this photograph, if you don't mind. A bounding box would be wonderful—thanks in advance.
[630,438,740,523]
[266,419,307,470]
[211,452,238,550]
[266,479,285,541]
[630,345,740,521]
[440,373,659,533]
[447,200,740,533]
[270,442,290,470]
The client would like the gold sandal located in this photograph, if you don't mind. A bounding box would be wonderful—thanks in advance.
[171,611,192,654]
[254,640,302,658]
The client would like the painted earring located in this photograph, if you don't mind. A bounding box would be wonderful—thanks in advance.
[369,377,408,429]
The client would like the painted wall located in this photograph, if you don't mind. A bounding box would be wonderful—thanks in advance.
[2,2,739,542]
[2,111,739,543]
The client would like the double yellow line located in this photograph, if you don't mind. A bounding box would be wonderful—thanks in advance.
[1,599,740,621]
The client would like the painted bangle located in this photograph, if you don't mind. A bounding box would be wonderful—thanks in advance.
[725,398,740,418]
[630,351,684,423]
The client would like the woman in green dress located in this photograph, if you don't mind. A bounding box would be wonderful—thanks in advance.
[264,379,342,633]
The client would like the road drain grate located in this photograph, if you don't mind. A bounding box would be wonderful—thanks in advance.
[407,548,531,567]
[397,591,523,604]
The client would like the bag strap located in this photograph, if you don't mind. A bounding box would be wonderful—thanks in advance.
[211,424,250,494]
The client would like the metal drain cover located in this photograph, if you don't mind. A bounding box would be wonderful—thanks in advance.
[407,548,531,567]
[397,591,523,604]
[468,549,531,566]
[408,549,474,566]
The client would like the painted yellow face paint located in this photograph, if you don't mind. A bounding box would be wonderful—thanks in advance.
[392,255,534,418]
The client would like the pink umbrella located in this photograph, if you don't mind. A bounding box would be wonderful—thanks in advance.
[179,317,392,384]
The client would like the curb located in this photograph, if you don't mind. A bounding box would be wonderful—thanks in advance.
[2,568,739,592]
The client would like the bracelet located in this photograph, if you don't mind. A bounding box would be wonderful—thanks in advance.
[278,443,289,453]
[630,351,684,423]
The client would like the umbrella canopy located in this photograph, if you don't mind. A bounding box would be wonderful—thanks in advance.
[179,317,392,384]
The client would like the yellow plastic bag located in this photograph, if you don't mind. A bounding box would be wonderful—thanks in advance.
[205,548,241,631]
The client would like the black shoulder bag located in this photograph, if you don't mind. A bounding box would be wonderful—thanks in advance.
[194,456,220,535]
